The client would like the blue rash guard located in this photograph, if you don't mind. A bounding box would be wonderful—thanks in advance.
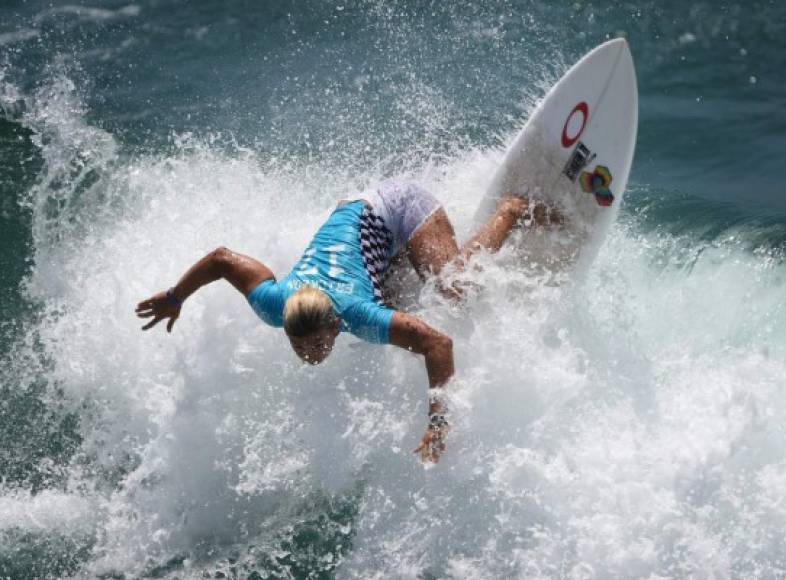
[247,201,395,344]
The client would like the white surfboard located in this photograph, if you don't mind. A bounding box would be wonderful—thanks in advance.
[475,38,638,271]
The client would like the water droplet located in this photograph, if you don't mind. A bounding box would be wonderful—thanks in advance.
[678,32,697,45]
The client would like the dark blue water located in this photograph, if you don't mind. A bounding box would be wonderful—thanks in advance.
[1,2,785,578]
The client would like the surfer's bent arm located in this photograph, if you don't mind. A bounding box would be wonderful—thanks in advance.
[136,247,273,332]
[388,312,453,415]
[170,246,274,301]
[389,312,453,463]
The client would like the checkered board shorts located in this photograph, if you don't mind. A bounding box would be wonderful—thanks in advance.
[359,206,394,303]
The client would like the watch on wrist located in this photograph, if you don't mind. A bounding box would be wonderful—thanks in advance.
[428,413,448,430]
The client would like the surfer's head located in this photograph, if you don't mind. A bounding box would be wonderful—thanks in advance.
[283,285,339,365]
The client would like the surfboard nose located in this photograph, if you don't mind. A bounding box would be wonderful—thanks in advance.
[591,37,631,62]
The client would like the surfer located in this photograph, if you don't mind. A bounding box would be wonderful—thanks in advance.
[136,181,552,463]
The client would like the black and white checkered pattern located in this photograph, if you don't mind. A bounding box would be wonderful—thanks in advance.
[359,206,394,303]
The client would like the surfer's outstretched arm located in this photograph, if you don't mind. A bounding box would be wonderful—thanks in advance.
[388,312,453,463]
[136,246,273,332]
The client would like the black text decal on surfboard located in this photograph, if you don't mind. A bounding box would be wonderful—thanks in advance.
[563,142,595,182]
[561,101,589,148]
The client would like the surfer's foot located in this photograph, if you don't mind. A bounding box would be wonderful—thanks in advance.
[506,196,565,228]
[529,202,565,227]
[498,194,564,228]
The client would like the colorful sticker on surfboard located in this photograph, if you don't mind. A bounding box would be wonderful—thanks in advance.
[579,165,614,207]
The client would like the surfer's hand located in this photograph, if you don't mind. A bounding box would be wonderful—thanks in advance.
[414,421,449,464]
[135,291,181,333]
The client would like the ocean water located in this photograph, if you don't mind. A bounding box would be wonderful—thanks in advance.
[1,1,785,578]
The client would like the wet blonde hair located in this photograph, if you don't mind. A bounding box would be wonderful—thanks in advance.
[283,285,337,337]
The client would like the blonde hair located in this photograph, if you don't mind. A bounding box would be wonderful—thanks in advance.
[283,285,337,337]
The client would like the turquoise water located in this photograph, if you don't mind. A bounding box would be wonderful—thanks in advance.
[1,1,785,578]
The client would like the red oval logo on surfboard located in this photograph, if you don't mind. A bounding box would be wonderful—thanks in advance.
[561,102,589,148]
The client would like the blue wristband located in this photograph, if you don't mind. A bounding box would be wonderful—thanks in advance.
[166,288,182,308]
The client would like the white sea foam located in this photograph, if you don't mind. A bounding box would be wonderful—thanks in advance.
[0,28,40,46]
[3,65,786,580]
[33,4,141,25]
[0,490,96,532]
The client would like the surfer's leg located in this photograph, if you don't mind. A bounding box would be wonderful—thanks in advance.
[406,208,460,278]
[456,196,528,261]
[376,181,527,297]
[406,197,527,299]
[371,181,455,279]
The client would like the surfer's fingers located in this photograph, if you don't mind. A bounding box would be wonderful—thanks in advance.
[142,316,162,331]
[413,430,434,459]
[166,315,177,333]
[136,310,155,318]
